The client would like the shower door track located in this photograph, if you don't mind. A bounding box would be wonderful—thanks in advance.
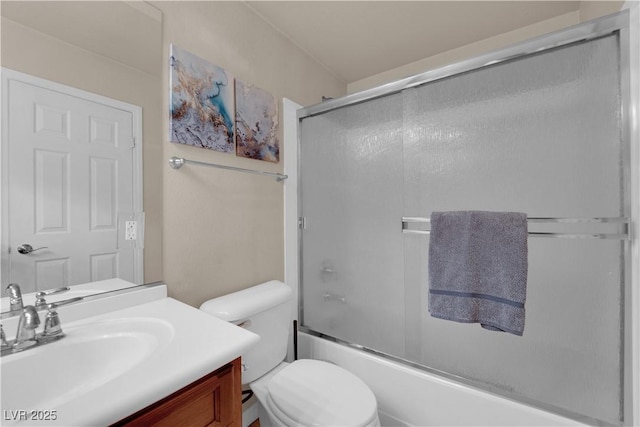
[297,12,629,121]
[299,326,603,426]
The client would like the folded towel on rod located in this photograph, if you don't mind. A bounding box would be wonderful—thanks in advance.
[428,210,528,336]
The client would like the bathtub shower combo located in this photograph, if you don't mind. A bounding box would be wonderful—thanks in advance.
[296,11,636,426]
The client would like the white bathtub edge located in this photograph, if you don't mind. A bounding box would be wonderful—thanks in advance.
[298,332,588,427]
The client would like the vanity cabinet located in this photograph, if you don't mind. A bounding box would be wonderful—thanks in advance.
[113,357,242,427]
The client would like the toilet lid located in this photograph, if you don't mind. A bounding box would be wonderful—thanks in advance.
[267,359,378,426]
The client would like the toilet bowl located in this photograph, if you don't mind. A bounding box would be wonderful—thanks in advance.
[252,360,379,427]
[200,280,380,427]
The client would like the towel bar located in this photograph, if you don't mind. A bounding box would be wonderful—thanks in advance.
[401,216,630,240]
[169,156,288,182]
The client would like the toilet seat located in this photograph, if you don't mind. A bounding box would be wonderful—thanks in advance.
[265,359,378,426]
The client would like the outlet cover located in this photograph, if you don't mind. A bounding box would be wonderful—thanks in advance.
[125,221,137,240]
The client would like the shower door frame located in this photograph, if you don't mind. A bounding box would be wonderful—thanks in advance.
[296,10,637,426]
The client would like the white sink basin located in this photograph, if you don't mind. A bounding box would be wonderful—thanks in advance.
[0,291,259,426]
[1,318,174,411]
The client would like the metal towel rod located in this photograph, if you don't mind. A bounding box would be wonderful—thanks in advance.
[402,216,630,240]
[169,156,288,182]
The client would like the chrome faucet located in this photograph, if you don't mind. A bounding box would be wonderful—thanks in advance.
[12,306,40,351]
[1,296,82,357]
[1,324,9,350]
[6,283,24,311]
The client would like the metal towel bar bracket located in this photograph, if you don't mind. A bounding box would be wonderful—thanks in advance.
[402,216,630,240]
[169,156,288,182]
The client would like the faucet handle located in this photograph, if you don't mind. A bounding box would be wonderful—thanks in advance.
[35,287,70,308]
[41,310,63,339]
[45,296,82,310]
[40,297,82,341]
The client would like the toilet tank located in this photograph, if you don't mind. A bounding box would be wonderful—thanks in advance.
[200,280,293,384]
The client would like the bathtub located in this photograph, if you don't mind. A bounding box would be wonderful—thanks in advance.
[297,332,588,427]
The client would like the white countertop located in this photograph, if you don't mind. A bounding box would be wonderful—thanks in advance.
[1,293,259,426]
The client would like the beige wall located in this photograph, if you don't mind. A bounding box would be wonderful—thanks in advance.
[580,0,625,22]
[155,2,345,307]
[1,1,345,307]
[0,13,164,284]
[348,1,624,94]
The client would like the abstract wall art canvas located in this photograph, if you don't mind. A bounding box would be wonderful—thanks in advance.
[170,44,234,152]
[235,79,279,163]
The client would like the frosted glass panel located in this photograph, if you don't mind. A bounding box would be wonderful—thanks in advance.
[300,94,405,355]
[299,32,625,424]
[403,34,622,423]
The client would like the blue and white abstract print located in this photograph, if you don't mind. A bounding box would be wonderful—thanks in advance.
[170,45,234,152]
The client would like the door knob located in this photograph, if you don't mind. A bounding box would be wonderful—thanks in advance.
[16,244,48,255]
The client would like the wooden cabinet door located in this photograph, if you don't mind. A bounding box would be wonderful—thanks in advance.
[113,358,242,427]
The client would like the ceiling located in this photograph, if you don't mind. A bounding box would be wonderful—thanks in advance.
[245,1,582,84]
[2,1,591,86]
[1,1,162,76]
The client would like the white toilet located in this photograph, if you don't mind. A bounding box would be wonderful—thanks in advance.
[200,280,381,427]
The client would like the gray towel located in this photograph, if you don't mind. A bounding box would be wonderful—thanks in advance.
[428,210,528,336]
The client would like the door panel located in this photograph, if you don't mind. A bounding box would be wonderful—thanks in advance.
[6,77,136,292]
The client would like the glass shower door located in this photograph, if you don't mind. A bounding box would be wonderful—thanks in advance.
[299,23,628,426]
[299,93,406,356]
[402,33,624,424]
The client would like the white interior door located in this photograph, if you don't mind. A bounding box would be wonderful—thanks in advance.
[2,69,142,293]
